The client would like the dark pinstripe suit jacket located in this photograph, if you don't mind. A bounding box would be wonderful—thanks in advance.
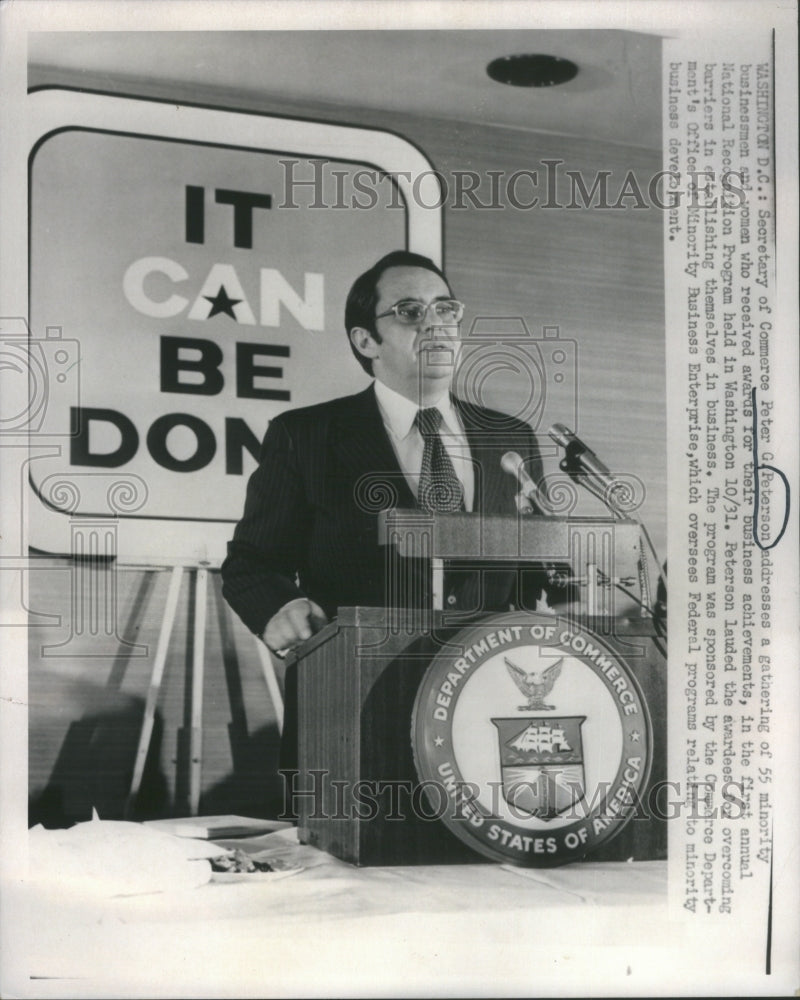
[221,382,544,637]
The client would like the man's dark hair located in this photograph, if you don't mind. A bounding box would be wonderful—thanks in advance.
[344,250,452,376]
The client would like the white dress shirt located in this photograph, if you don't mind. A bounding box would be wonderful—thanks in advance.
[373,379,475,511]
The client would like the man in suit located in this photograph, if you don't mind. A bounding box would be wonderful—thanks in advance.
[221,249,547,653]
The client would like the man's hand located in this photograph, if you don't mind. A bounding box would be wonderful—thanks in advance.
[262,598,328,654]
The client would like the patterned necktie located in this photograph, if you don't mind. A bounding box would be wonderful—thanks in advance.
[415,407,465,512]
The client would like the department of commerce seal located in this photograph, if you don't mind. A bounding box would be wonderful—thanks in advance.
[411,612,652,866]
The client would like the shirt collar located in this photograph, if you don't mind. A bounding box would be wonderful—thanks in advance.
[373,379,461,440]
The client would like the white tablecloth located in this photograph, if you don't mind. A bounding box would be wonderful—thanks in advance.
[8,828,679,998]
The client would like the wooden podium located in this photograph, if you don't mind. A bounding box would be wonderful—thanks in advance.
[291,512,666,867]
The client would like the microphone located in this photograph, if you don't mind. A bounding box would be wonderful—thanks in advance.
[501,451,541,513]
[548,423,617,489]
[549,424,667,619]
[549,423,632,519]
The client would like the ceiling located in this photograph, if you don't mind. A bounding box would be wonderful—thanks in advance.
[29,29,663,149]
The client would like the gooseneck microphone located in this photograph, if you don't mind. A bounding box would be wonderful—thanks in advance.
[547,424,667,625]
[547,423,617,492]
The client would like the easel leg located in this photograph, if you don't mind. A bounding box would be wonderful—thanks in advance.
[189,567,208,816]
[124,565,183,819]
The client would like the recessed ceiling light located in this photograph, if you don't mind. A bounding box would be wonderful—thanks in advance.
[487,54,579,88]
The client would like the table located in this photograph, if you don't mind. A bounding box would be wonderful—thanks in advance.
[8,828,679,998]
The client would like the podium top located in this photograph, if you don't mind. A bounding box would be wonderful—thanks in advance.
[377,509,639,562]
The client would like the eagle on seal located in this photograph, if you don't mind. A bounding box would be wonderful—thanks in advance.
[504,656,563,711]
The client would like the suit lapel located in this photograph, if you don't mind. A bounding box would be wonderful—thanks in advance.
[334,384,417,510]
[453,396,514,515]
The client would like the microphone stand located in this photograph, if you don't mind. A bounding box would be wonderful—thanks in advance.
[555,445,666,630]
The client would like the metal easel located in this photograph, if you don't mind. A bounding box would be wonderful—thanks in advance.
[124,564,284,819]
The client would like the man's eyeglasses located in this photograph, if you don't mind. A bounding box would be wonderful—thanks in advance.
[375,299,465,326]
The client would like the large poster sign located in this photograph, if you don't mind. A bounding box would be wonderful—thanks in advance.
[27,90,441,562]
